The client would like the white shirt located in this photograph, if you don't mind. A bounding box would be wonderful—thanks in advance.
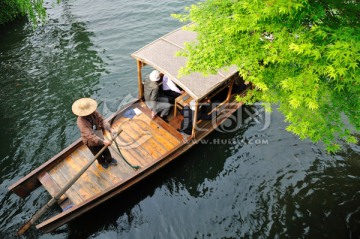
[162,75,182,94]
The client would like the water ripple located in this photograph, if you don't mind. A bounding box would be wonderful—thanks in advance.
[0,1,359,239]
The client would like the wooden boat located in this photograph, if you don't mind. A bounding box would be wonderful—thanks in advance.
[8,25,251,233]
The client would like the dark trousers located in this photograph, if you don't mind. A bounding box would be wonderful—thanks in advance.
[88,145,112,164]
[163,90,181,104]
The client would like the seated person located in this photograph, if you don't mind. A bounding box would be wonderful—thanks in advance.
[179,99,213,135]
[162,74,184,103]
[156,73,170,103]
[198,97,212,119]
[143,70,171,120]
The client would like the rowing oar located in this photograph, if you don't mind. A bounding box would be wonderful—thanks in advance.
[16,127,123,236]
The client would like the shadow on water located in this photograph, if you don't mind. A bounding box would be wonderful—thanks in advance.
[0,1,107,238]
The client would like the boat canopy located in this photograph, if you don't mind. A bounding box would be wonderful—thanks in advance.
[131,25,238,101]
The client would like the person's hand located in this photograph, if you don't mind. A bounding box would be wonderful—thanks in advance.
[103,140,112,146]
[109,129,116,137]
[180,90,185,94]
[151,111,157,119]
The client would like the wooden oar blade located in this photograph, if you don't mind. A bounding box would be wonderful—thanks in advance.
[17,220,32,236]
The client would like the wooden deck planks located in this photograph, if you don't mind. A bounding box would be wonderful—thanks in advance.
[135,116,181,146]
[79,146,136,184]
[38,172,68,204]
[108,110,183,166]
[133,120,176,150]
[110,114,132,131]
[57,152,102,201]
[118,130,156,164]
[48,161,84,205]
[137,105,184,141]
[47,147,121,205]
[109,112,157,164]
[121,121,160,161]
[121,120,168,155]
[168,114,183,131]
[44,103,187,207]
[113,137,151,165]
[70,150,115,192]
[107,144,144,172]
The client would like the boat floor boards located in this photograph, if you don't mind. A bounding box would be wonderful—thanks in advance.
[38,101,184,207]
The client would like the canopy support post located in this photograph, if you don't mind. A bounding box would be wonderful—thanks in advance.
[137,60,144,99]
[226,77,235,103]
[191,101,199,138]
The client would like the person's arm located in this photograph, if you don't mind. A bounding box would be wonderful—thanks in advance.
[162,75,169,91]
[147,92,157,111]
[94,111,113,145]
[149,89,158,118]
[166,78,182,94]
[148,83,159,115]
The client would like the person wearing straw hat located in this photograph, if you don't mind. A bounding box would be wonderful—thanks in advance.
[143,69,171,121]
[72,98,118,169]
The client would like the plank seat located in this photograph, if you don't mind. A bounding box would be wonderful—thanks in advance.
[38,172,70,209]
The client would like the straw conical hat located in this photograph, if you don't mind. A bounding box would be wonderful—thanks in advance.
[72,98,98,116]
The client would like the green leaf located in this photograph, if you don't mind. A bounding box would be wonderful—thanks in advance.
[176,0,360,153]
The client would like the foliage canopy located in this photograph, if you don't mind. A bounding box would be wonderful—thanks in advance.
[0,0,46,26]
[174,0,360,152]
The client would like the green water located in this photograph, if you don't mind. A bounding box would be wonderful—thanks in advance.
[0,0,359,238]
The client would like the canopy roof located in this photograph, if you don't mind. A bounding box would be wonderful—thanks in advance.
[131,25,238,101]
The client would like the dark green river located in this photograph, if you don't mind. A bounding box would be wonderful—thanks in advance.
[0,0,359,238]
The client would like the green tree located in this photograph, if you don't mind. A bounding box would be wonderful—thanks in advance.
[0,0,46,26]
[174,0,360,152]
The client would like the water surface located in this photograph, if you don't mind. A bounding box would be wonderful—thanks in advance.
[0,0,359,238]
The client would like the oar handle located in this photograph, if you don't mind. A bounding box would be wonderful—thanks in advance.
[17,127,123,236]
